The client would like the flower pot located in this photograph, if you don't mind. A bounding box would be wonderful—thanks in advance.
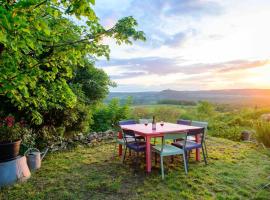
[0,139,21,163]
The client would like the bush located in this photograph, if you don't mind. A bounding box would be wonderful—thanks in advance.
[208,121,243,141]
[255,121,270,147]
[91,98,132,132]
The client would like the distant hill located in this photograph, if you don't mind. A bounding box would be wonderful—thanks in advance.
[106,89,270,106]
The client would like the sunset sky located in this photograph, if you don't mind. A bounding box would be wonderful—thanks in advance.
[94,0,270,92]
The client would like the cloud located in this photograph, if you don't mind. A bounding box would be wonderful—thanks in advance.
[217,60,270,73]
[163,0,222,17]
[98,57,270,79]
[94,0,223,49]
[94,0,270,91]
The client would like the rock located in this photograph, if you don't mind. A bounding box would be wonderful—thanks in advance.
[78,133,85,141]
[261,114,270,122]
[241,130,252,141]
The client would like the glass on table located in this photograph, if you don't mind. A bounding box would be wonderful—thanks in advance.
[160,121,164,126]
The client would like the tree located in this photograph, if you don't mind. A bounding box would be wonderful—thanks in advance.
[71,60,116,104]
[0,0,145,124]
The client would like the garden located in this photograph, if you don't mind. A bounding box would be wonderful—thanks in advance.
[0,1,270,199]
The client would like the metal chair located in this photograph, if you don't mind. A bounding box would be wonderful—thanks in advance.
[172,127,207,171]
[191,121,208,157]
[113,120,137,159]
[139,118,152,124]
[152,132,188,179]
[122,129,147,170]
[177,119,192,126]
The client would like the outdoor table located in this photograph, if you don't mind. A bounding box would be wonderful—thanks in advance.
[119,122,203,173]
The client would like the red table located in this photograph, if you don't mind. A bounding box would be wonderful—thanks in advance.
[120,122,202,173]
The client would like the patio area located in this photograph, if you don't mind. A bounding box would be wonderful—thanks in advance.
[1,137,270,200]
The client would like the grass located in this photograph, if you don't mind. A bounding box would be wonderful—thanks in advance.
[1,137,270,200]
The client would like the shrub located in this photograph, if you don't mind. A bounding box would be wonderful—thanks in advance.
[91,98,132,132]
[208,121,243,141]
[255,121,270,147]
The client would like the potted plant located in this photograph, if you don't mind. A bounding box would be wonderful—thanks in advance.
[0,116,24,162]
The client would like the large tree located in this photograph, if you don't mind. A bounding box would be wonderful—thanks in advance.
[0,0,145,124]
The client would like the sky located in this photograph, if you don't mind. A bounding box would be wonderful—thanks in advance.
[93,0,270,92]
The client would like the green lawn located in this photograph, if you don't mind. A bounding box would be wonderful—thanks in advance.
[1,137,270,200]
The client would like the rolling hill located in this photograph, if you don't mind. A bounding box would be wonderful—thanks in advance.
[106,89,270,106]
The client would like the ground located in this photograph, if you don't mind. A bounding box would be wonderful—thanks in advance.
[1,137,270,200]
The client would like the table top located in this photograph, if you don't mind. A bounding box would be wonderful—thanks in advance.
[120,122,202,136]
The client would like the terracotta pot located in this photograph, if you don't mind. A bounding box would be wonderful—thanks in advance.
[0,139,21,162]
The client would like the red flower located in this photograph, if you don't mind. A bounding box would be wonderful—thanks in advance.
[5,116,15,127]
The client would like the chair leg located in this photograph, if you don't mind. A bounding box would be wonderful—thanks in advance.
[160,156,164,180]
[122,147,127,163]
[203,141,208,157]
[129,148,131,156]
[202,146,208,165]
[185,150,189,171]
[155,152,157,165]
[183,152,188,174]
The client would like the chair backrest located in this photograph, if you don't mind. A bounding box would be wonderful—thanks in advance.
[191,121,208,129]
[119,120,137,143]
[177,119,192,126]
[119,119,137,126]
[161,132,188,152]
[139,118,152,124]
[189,120,206,144]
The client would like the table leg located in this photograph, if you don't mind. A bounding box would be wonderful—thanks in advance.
[195,134,201,161]
[146,136,151,173]
[118,131,122,157]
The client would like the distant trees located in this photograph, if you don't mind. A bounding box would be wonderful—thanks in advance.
[157,99,196,106]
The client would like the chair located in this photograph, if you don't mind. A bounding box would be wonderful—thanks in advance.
[122,129,147,170]
[139,118,152,124]
[177,119,193,141]
[177,119,192,126]
[113,120,137,159]
[172,127,207,170]
[152,132,188,179]
[119,119,137,126]
[191,121,208,157]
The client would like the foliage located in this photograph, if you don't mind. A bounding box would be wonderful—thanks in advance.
[0,0,145,125]
[196,101,215,120]
[1,137,270,199]
[92,98,132,132]
[71,61,115,103]
[255,120,270,147]
[130,103,270,142]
